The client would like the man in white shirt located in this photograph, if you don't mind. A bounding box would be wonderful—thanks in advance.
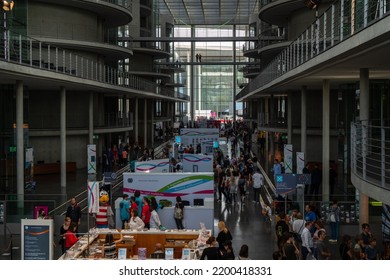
[301,221,314,260]
[251,168,263,204]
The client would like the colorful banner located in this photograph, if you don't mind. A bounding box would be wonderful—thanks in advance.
[88,181,100,214]
[283,144,293,173]
[180,128,219,147]
[296,152,305,174]
[123,172,214,206]
[135,158,170,173]
[87,144,96,175]
[182,154,213,172]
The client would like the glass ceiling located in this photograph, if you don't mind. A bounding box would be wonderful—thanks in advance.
[158,0,260,26]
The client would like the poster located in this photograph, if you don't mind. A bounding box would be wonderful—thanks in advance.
[21,219,53,260]
[283,144,293,173]
[182,154,213,172]
[87,144,97,175]
[88,181,101,214]
[180,128,219,147]
[33,205,48,219]
[123,172,214,206]
[296,152,305,174]
[135,158,170,173]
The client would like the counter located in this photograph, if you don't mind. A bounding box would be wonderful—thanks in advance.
[59,228,209,260]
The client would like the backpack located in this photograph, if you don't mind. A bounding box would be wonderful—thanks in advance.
[174,206,183,219]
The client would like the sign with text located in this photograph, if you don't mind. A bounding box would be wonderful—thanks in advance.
[275,174,297,194]
[21,219,53,260]
[276,173,311,195]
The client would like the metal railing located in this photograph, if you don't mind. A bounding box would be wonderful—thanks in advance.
[0,28,188,101]
[237,0,390,100]
[351,120,390,190]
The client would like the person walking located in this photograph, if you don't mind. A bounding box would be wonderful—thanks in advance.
[251,168,263,204]
[66,197,82,233]
[301,221,314,260]
[119,194,130,229]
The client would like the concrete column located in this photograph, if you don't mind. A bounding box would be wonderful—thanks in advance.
[60,86,66,189]
[88,92,93,144]
[135,97,138,143]
[265,96,269,125]
[16,80,24,207]
[287,93,292,144]
[322,80,330,202]
[301,86,307,155]
[359,68,370,226]
[151,99,154,147]
[190,26,195,123]
[144,99,147,147]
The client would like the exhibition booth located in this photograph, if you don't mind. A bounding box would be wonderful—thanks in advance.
[59,228,211,260]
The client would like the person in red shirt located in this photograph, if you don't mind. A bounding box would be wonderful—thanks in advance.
[141,197,151,229]
[130,196,138,213]
[65,222,79,251]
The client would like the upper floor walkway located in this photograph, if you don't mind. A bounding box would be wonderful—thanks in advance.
[237,0,390,100]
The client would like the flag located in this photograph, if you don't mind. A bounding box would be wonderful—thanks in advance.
[88,181,100,214]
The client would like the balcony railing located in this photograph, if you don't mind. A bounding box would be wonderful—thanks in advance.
[237,0,390,100]
[259,26,287,49]
[351,120,390,190]
[0,28,188,101]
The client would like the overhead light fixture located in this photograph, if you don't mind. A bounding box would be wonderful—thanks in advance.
[303,0,320,10]
[2,0,15,11]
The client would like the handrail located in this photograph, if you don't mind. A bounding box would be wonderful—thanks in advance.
[0,28,188,101]
[351,121,390,190]
[237,0,390,100]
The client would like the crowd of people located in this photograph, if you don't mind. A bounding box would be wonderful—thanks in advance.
[270,201,385,260]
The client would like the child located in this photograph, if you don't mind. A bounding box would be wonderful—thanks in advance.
[365,238,379,260]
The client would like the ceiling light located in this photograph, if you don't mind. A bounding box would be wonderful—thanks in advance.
[303,0,320,10]
[2,0,15,11]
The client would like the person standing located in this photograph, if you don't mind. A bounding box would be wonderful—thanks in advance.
[316,230,331,260]
[216,220,232,250]
[150,204,161,229]
[129,209,145,230]
[65,222,79,251]
[119,194,130,229]
[310,164,322,199]
[251,168,263,204]
[302,163,311,195]
[102,229,123,259]
[59,217,71,254]
[66,197,81,232]
[174,196,185,229]
[272,159,282,184]
[200,236,220,260]
[361,223,373,248]
[141,197,151,229]
[329,200,340,243]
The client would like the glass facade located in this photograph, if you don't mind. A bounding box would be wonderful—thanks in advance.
[169,25,246,120]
